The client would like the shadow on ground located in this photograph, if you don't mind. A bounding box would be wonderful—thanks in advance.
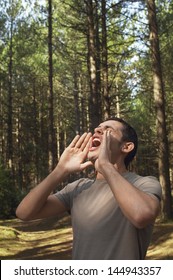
[0,215,73,260]
[146,222,173,260]
[1,217,173,260]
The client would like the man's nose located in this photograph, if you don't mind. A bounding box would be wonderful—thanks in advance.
[94,126,104,134]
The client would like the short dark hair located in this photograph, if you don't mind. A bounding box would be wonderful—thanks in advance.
[105,117,138,168]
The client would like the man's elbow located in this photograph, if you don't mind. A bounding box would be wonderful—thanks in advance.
[15,207,33,221]
[133,210,158,229]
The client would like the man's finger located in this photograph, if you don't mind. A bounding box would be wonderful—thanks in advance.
[81,133,92,151]
[75,133,88,148]
[69,135,80,148]
[80,160,93,170]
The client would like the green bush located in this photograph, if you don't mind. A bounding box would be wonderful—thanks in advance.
[0,165,25,219]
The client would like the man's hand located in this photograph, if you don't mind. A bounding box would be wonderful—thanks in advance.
[57,132,93,174]
[95,130,113,173]
[16,132,93,221]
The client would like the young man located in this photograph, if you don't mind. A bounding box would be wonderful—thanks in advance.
[16,117,162,259]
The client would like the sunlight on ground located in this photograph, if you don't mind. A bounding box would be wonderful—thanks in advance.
[146,223,173,260]
[1,218,173,260]
[0,217,73,260]
[147,237,173,260]
[0,226,73,259]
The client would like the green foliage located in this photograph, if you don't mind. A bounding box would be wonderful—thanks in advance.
[0,226,18,241]
[0,165,25,219]
[0,0,173,216]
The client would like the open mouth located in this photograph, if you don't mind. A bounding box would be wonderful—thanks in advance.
[92,138,101,147]
[89,137,101,151]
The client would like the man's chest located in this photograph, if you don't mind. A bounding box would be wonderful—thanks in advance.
[71,183,120,230]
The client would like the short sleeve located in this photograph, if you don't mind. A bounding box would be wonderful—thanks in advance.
[54,178,93,209]
[135,176,162,201]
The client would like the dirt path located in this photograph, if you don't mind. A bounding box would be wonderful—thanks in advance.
[1,216,173,260]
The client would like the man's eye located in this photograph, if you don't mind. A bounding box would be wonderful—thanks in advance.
[106,128,113,132]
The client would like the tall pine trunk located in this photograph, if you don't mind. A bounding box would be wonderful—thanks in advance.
[7,15,14,177]
[73,69,81,134]
[101,0,110,119]
[86,0,101,130]
[48,0,57,171]
[147,0,172,219]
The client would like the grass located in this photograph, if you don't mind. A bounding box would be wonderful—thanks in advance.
[146,222,173,260]
[0,216,173,260]
[0,215,73,260]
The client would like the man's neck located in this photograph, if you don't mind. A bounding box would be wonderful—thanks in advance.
[96,164,128,180]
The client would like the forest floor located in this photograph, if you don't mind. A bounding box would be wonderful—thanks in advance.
[0,215,173,260]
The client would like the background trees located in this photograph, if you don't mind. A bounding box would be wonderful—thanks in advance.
[0,0,172,219]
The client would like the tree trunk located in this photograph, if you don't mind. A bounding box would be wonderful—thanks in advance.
[32,79,39,184]
[7,16,14,175]
[48,0,57,171]
[73,70,81,134]
[101,0,110,119]
[95,0,102,117]
[147,0,172,219]
[86,0,101,130]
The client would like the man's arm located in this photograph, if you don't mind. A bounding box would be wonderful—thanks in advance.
[95,130,161,229]
[16,133,93,221]
[16,166,68,220]
[101,164,160,229]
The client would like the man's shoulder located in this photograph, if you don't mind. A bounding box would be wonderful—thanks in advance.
[126,172,162,198]
[61,177,94,194]
[125,172,160,184]
[54,177,94,208]
[68,177,93,188]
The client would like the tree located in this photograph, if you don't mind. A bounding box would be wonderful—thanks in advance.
[47,0,57,170]
[101,0,110,119]
[86,0,101,130]
[0,0,172,212]
[147,0,172,219]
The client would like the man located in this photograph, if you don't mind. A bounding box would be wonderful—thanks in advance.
[16,117,162,259]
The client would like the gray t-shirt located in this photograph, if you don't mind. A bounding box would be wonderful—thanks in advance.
[55,172,162,260]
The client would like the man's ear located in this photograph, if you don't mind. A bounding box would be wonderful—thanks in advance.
[121,142,134,154]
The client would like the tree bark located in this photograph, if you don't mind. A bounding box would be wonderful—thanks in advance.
[101,0,110,119]
[73,70,81,134]
[147,0,172,219]
[48,0,57,171]
[7,14,14,175]
[86,0,101,130]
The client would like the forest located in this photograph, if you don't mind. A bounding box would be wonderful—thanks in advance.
[0,0,173,222]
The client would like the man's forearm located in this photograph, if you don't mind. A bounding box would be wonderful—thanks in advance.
[16,165,68,220]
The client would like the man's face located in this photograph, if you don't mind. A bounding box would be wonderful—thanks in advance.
[87,120,124,162]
